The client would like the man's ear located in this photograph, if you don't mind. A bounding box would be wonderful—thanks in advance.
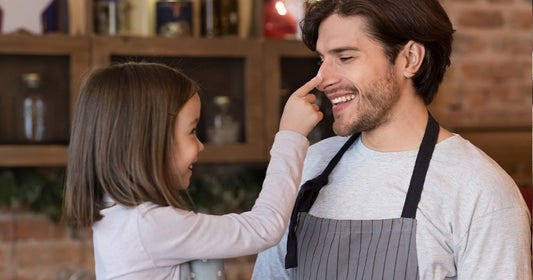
[401,41,425,79]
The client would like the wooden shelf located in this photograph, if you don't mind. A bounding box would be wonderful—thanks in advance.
[0,146,68,166]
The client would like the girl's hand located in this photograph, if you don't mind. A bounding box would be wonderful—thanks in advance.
[279,75,323,137]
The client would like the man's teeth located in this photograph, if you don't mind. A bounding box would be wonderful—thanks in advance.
[331,95,355,105]
[189,165,193,170]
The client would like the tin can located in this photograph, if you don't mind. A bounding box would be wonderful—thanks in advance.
[156,0,193,37]
[94,0,118,35]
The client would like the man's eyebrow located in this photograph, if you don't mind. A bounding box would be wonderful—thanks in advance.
[316,47,360,57]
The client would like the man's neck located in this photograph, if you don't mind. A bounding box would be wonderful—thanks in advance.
[360,99,430,152]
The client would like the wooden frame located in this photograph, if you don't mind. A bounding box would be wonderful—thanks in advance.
[0,34,90,166]
[262,39,317,158]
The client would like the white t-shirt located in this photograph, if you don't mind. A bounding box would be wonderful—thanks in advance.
[253,134,532,280]
[92,131,309,279]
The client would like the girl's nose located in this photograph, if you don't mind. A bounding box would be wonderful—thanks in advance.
[198,139,205,152]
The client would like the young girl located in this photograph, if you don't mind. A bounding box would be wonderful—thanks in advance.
[61,62,322,279]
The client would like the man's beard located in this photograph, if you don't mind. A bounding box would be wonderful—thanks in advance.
[333,68,400,136]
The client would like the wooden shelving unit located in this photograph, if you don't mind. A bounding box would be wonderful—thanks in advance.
[0,0,529,186]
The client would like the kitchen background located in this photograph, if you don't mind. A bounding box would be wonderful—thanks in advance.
[0,0,530,279]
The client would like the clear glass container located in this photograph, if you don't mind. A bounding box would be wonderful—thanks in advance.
[20,73,46,143]
[207,95,240,144]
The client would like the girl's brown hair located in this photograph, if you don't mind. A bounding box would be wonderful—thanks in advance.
[61,62,199,228]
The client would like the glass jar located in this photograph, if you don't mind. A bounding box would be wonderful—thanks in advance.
[20,73,46,143]
[207,95,239,144]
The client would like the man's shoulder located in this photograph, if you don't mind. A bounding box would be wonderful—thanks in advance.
[308,135,351,153]
[434,134,510,178]
[431,134,520,208]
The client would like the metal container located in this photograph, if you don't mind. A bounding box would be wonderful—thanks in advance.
[156,0,193,37]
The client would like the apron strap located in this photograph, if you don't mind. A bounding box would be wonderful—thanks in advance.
[285,132,360,268]
[401,112,440,218]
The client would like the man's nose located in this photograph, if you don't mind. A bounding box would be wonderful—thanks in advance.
[315,59,339,92]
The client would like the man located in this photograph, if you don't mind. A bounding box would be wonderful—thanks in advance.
[253,0,532,279]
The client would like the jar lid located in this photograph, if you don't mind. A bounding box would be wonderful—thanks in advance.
[213,95,231,105]
[21,73,41,88]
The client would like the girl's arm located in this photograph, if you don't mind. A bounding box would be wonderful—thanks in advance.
[138,76,323,264]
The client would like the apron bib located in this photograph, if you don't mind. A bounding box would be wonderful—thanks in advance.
[285,113,440,280]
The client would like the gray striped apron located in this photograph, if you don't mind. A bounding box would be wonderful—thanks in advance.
[285,112,439,280]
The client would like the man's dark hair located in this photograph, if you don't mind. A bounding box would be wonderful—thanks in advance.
[302,0,454,105]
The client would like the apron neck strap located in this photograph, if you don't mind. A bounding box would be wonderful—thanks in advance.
[285,132,360,269]
[400,111,440,218]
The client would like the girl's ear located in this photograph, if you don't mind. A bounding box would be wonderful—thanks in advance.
[400,40,425,79]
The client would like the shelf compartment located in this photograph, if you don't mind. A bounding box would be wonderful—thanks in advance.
[0,34,90,166]
[0,54,70,144]
[91,36,264,163]
[262,39,333,154]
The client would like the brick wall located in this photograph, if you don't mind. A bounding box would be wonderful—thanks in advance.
[0,206,93,279]
[0,0,531,279]
[433,0,531,128]
[0,205,257,280]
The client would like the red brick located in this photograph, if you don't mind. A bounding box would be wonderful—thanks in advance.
[82,244,95,269]
[430,79,462,112]
[13,243,83,270]
[460,59,526,82]
[453,32,488,54]
[458,9,505,28]
[490,81,532,105]
[514,60,532,79]
[0,220,15,241]
[13,216,66,242]
[0,246,4,274]
[462,84,491,108]
[491,35,532,55]
[508,9,532,29]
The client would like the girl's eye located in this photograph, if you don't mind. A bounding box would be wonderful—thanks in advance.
[190,128,197,135]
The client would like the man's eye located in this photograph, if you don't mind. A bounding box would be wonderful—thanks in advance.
[191,128,197,135]
[339,56,352,62]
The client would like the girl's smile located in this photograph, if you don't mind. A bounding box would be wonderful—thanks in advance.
[173,93,204,188]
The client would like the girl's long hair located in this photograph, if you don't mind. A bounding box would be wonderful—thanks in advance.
[61,62,198,228]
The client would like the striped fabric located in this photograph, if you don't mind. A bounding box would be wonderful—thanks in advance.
[292,213,419,280]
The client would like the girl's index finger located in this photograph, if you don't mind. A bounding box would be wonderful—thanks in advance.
[293,75,323,97]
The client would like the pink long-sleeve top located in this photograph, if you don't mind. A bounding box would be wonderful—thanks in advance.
[92,131,309,279]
